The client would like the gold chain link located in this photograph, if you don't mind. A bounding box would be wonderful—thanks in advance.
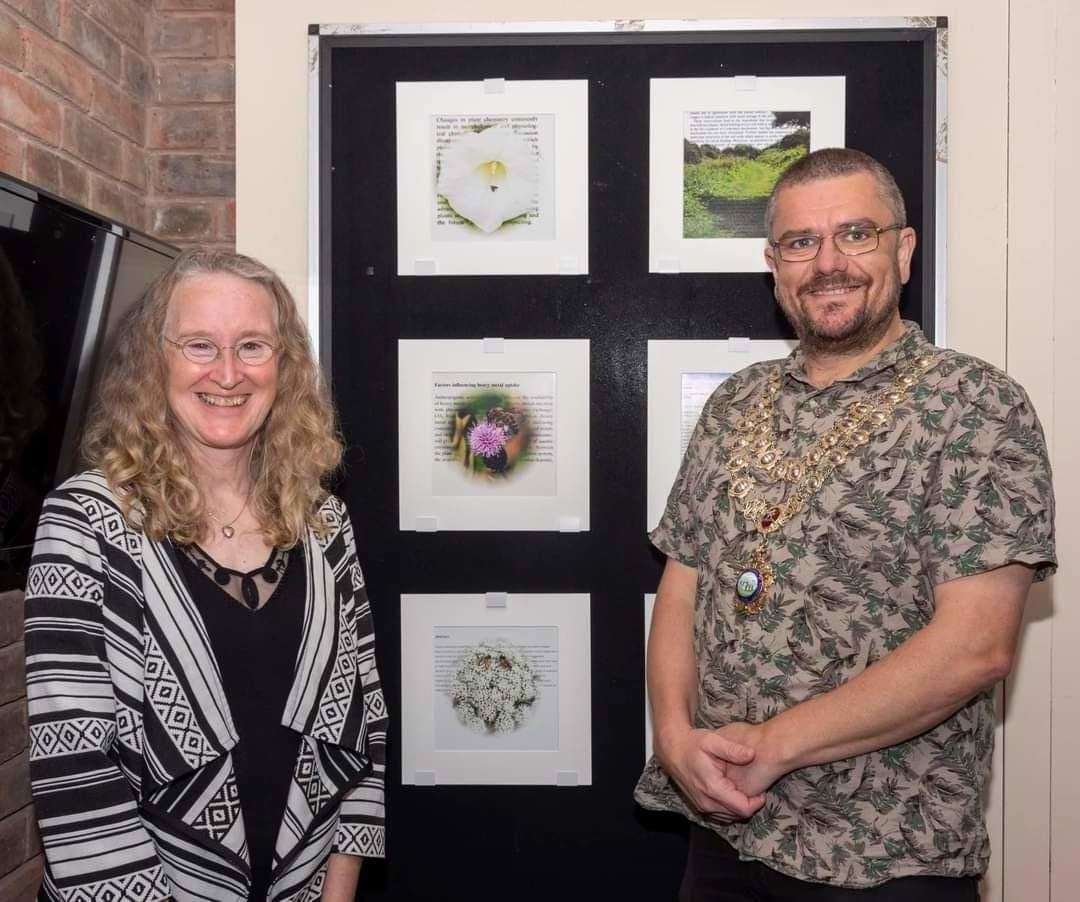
[726,351,938,615]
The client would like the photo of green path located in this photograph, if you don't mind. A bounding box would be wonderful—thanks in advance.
[683,110,810,239]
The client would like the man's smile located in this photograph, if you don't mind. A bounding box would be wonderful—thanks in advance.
[800,278,866,299]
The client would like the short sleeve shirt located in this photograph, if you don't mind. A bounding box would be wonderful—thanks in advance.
[634,322,1056,888]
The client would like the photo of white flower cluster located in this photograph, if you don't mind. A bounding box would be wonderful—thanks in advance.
[450,640,539,734]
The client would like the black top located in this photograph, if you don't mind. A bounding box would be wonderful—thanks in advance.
[174,541,305,902]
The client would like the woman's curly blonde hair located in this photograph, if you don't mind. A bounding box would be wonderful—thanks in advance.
[82,248,342,547]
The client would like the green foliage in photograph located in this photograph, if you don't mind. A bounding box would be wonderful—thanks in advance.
[686,145,807,201]
[682,125,810,239]
[683,190,715,239]
[454,389,512,421]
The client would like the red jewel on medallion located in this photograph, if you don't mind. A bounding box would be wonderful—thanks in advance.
[760,507,781,530]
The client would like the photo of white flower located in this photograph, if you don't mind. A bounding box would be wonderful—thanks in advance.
[436,125,540,234]
[428,112,556,243]
[396,81,587,274]
[431,623,560,753]
[449,640,540,734]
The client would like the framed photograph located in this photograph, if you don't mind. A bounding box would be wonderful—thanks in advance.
[395,80,589,276]
[401,592,592,786]
[649,76,845,273]
[647,338,797,529]
[398,339,590,531]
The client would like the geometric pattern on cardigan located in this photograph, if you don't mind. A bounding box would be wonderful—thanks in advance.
[81,494,140,555]
[144,634,217,761]
[62,867,171,902]
[296,741,333,812]
[191,775,243,843]
[26,471,388,902]
[310,596,358,739]
[334,822,385,857]
[30,717,114,759]
[365,686,388,724]
[25,562,103,603]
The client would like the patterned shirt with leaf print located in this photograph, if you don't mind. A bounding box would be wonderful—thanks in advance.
[635,321,1056,888]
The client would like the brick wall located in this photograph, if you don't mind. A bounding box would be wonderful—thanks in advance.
[0,0,235,245]
[148,0,234,248]
[0,0,152,227]
[0,590,38,901]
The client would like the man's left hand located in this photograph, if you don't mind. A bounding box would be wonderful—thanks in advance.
[714,721,789,799]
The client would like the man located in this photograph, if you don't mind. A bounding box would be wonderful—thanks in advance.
[637,148,1056,901]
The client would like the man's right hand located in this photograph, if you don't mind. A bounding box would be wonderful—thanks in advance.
[657,728,766,822]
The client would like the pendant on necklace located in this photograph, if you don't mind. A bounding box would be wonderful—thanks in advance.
[735,568,765,604]
[733,546,775,615]
[221,525,235,539]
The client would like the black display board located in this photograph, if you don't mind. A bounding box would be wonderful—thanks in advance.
[318,22,943,900]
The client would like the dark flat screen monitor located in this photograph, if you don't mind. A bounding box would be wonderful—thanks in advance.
[0,174,178,590]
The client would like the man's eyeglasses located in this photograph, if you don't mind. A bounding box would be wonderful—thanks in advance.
[770,224,904,263]
[164,336,278,366]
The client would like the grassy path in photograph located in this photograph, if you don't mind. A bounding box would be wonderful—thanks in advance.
[684,144,807,238]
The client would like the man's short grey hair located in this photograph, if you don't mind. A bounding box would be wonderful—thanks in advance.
[764,147,908,237]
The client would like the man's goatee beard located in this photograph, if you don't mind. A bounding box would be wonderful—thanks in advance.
[791,294,902,356]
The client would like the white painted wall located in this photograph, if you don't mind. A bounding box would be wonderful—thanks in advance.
[1046,5,1080,899]
[235,2,1077,898]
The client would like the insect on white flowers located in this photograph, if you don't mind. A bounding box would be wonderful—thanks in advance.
[450,639,540,734]
[436,125,540,234]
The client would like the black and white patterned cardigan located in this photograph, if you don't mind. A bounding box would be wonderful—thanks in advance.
[24,471,387,902]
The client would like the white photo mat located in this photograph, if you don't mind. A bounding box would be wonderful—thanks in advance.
[649,76,845,273]
[398,339,590,531]
[401,592,592,785]
[396,80,589,276]
[647,338,797,529]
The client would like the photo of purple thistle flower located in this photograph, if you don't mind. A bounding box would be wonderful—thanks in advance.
[467,421,507,458]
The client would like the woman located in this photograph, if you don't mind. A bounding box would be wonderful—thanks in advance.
[24,250,386,902]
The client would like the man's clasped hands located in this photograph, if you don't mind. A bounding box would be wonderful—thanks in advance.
[660,721,793,823]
